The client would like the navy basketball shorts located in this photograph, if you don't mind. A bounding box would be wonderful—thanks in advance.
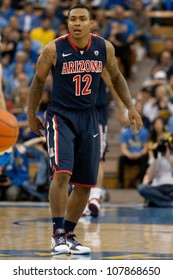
[45,106,100,187]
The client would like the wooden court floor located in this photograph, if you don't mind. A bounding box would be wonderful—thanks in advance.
[1,190,173,260]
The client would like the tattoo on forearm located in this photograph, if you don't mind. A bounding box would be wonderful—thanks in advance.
[28,75,44,115]
[105,40,134,109]
[111,73,134,109]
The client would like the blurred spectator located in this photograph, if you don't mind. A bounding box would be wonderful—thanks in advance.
[11,0,25,9]
[13,86,29,114]
[1,25,18,62]
[40,0,61,34]
[162,0,173,10]
[142,65,167,96]
[108,22,132,78]
[156,50,173,78]
[0,13,8,32]
[30,16,55,47]
[155,85,172,124]
[16,38,39,64]
[28,0,47,8]
[142,0,161,11]
[94,9,108,38]
[157,38,173,62]
[106,5,137,78]
[148,116,170,160]
[105,0,130,9]
[130,0,151,57]
[0,138,49,201]
[137,88,158,123]
[117,101,149,188]
[8,50,35,82]
[0,0,15,21]
[8,14,20,32]
[135,99,151,130]
[137,135,173,207]
[17,31,42,54]
[164,74,173,104]
[56,0,78,20]
[4,67,30,100]
[18,1,41,32]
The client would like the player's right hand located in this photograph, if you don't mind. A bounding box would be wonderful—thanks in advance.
[27,115,45,137]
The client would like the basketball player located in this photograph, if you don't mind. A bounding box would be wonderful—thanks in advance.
[27,4,143,255]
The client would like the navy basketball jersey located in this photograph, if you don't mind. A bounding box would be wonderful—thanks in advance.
[96,77,107,106]
[50,33,107,110]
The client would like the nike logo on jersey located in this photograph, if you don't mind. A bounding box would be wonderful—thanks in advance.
[93,133,99,138]
[62,53,72,57]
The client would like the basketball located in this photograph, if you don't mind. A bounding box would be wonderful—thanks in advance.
[0,109,19,152]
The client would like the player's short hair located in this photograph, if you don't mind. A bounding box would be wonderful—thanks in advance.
[67,4,94,20]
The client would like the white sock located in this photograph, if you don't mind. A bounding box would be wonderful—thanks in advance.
[89,187,102,201]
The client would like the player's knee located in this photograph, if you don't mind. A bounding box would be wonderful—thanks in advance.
[52,172,70,187]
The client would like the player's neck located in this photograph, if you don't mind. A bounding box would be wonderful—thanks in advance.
[70,34,90,49]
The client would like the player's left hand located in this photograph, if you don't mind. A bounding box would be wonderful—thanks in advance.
[128,106,143,133]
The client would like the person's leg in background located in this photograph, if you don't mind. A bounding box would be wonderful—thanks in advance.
[83,123,109,217]
[137,183,173,207]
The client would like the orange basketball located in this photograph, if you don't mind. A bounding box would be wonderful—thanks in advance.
[0,109,19,152]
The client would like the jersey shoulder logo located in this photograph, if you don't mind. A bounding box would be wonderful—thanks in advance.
[94,51,99,56]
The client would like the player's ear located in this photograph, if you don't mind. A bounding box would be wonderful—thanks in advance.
[90,19,94,28]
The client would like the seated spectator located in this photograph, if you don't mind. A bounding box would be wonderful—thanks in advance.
[56,0,79,20]
[137,135,173,207]
[8,50,35,81]
[1,25,18,62]
[142,66,167,96]
[0,0,15,21]
[94,9,109,38]
[12,86,29,115]
[0,13,8,32]
[17,31,42,55]
[156,50,173,79]
[106,5,137,78]
[40,0,62,34]
[105,0,130,10]
[117,101,149,188]
[137,88,158,123]
[142,0,161,11]
[8,14,20,33]
[155,85,172,124]
[130,0,151,57]
[4,67,30,100]
[157,38,173,62]
[16,38,39,65]
[17,1,41,32]
[0,138,49,201]
[148,116,170,160]
[30,16,55,47]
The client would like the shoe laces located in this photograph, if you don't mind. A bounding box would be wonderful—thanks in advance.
[67,232,81,246]
[53,229,66,245]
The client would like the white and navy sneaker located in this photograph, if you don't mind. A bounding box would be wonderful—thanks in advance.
[88,198,101,217]
[67,232,91,255]
[51,228,70,255]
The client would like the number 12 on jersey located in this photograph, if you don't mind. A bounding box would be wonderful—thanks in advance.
[73,74,92,96]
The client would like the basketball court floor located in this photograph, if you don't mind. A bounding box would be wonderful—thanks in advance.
[1,190,173,260]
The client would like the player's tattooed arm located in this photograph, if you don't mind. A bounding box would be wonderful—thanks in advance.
[104,40,143,132]
[104,39,134,109]
[27,42,56,117]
